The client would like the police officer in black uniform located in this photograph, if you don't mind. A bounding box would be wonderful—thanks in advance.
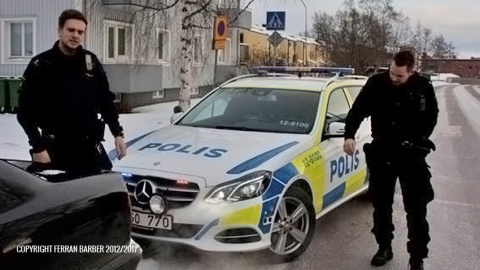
[343,51,438,270]
[17,9,127,174]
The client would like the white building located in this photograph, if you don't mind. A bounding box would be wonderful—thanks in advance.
[0,0,251,109]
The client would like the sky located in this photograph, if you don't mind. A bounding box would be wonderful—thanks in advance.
[246,0,480,58]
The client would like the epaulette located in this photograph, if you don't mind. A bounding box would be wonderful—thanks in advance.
[85,53,93,72]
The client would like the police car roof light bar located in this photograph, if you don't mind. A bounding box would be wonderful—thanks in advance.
[251,66,355,76]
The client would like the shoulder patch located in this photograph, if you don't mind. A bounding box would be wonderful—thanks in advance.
[32,59,41,67]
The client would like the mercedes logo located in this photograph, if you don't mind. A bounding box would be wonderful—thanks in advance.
[134,180,156,205]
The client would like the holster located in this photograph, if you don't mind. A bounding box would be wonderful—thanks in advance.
[93,119,106,143]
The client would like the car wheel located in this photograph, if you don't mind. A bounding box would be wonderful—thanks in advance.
[268,186,315,262]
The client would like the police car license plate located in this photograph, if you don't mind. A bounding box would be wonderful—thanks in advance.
[131,211,173,230]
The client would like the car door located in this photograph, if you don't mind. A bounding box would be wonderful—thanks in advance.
[342,84,371,194]
[320,87,353,209]
[344,85,372,144]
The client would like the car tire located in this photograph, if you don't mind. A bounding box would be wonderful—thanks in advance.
[268,185,316,262]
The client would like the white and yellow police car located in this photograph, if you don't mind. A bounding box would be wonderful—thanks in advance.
[113,67,372,261]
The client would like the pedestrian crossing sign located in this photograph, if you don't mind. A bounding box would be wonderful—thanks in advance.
[266,11,286,31]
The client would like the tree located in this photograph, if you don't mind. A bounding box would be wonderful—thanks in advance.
[87,0,256,111]
[431,34,457,59]
[312,0,410,72]
[313,0,458,73]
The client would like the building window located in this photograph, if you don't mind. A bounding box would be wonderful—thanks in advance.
[104,20,133,62]
[194,35,205,65]
[217,38,231,65]
[113,93,122,103]
[191,87,199,95]
[153,89,164,99]
[217,0,228,8]
[1,18,35,63]
[157,29,170,63]
[240,43,249,64]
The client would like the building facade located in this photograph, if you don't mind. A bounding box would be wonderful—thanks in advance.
[423,58,480,78]
[238,26,326,67]
[0,0,248,109]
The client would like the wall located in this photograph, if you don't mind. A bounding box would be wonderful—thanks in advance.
[0,0,76,76]
[424,59,480,78]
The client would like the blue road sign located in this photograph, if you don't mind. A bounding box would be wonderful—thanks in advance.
[266,11,286,31]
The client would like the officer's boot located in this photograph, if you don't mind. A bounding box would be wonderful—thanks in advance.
[408,258,424,270]
[370,245,393,266]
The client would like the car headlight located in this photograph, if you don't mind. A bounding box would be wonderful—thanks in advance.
[205,171,272,204]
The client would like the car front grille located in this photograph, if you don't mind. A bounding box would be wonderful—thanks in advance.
[123,174,200,209]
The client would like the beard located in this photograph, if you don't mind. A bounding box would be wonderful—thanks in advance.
[59,40,79,55]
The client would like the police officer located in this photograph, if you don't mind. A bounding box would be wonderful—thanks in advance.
[343,51,438,270]
[17,9,127,173]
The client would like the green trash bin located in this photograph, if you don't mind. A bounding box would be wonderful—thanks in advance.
[7,77,22,113]
[0,78,6,113]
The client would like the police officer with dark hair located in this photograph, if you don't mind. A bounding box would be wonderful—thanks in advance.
[343,51,438,270]
[17,9,127,173]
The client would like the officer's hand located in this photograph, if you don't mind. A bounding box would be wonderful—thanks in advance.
[343,139,356,156]
[32,150,51,163]
[114,136,127,160]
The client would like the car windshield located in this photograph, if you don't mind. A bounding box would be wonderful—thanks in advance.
[177,87,321,134]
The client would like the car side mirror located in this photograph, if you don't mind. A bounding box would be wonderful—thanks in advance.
[324,121,345,139]
[170,105,184,124]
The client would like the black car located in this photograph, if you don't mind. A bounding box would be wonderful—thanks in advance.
[0,159,142,270]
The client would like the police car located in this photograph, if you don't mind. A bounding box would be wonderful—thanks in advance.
[113,67,371,261]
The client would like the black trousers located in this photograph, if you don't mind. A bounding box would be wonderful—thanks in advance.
[32,136,112,174]
[365,143,435,260]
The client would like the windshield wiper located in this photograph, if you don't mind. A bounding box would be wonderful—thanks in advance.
[216,125,282,132]
[214,125,294,134]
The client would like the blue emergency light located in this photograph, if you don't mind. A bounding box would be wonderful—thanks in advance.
[252,66,355,76]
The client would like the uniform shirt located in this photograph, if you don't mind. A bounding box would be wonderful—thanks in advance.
[344,71,439,146]
[17,41,123,152]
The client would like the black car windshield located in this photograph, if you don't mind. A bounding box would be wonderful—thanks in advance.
[177,87,321,134]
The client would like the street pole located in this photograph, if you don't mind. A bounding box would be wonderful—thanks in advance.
[274,30,277,67]
[213,49,218,87]
[300,0,307,66]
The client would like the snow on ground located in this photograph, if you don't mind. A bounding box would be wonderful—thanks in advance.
[0,81,453,161]
[0,99,200,161]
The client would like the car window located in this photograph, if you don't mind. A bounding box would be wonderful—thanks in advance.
[177,87,321,134]
[345,86,363,101]
[191,97,230,122]
[326,88,350,120]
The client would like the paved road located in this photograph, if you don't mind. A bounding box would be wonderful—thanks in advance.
[137,84,480,270]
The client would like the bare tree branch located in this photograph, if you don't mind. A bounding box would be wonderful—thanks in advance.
[183,0,213,26]
[228,0,256,26]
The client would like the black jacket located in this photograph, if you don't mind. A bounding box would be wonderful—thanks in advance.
[344,71,438,147]
[17,41,123,152]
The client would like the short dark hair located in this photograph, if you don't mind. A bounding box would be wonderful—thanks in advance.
[58,9,87,28]
[393,50,415,71]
